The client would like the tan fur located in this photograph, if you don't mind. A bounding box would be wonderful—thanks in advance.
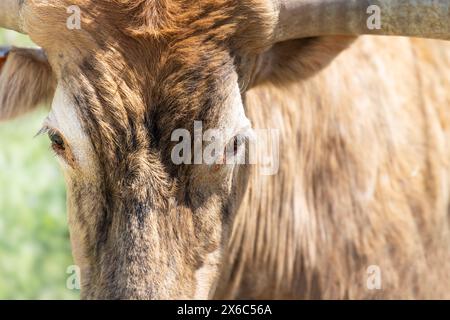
[0,47,55,121]
[1,0,450,299]
[217,36,450,299]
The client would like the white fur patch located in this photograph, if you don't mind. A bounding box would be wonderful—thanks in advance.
[194,249,222,299]
[45,84,96,174]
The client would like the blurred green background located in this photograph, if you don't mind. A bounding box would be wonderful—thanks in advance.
[0,30,79,299]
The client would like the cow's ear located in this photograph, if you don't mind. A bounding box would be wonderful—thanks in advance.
[251,36,355,88]
[0,46,56,121]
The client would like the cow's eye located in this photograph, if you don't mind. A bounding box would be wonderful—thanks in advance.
[223,134,247,164]
[227,134,245,156]
[48,131,65,151]
[37,124,73,165]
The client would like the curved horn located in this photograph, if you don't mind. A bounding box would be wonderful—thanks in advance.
[0,0,26,34]
[273,0,450,42]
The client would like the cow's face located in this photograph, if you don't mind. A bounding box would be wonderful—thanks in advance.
[0,0,273,299]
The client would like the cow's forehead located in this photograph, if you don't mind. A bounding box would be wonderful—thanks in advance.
[25,0,248,97]
[25,0,267,97]
[25,0,245,49]
[25,0,271,71]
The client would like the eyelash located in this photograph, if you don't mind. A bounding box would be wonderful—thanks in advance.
[35,125,56,137]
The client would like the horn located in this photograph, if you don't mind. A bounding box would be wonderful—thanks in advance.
[0,0,26,34]
[272,0,450,43]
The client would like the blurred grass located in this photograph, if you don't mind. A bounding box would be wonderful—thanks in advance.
[0,30,79,299]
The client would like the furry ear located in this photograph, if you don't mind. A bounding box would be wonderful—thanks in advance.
[252,36,356,88]
[0,46,56,121]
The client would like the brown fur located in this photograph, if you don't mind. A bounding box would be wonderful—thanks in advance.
[1,0,450,299]
[0,47,55,121]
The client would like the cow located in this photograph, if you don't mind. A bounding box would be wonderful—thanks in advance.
[0,0,450,299]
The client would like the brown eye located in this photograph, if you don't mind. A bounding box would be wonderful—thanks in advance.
[48,131,65,151]
[225,134,246,158]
